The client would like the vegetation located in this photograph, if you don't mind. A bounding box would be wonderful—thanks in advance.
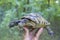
[0,0,60,40]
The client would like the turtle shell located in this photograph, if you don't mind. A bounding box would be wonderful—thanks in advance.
[21,13,50,28]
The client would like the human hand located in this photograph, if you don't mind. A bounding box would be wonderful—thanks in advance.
[23,27,44,40]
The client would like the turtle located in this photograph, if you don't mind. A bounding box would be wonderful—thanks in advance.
[20,13,50,28]
[9,13,54,36]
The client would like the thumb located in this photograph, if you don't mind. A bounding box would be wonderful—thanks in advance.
[23,27,29,34]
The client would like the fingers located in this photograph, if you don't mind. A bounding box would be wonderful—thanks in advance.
[36,28,44,38]
[23,27,33,40]
[23,27,44,40]
[23,27,29,34]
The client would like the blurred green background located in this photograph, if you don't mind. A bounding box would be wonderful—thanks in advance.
[0,0,60,40]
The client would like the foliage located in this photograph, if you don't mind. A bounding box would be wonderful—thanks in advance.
[0,0,60,40]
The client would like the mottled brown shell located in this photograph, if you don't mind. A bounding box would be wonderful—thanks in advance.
[21,13,50,28]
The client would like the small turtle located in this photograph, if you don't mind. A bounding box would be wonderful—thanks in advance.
[9,13,54,36]
[21,13,50,28]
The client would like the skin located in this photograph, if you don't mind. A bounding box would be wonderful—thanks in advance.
[23,27,44,40]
